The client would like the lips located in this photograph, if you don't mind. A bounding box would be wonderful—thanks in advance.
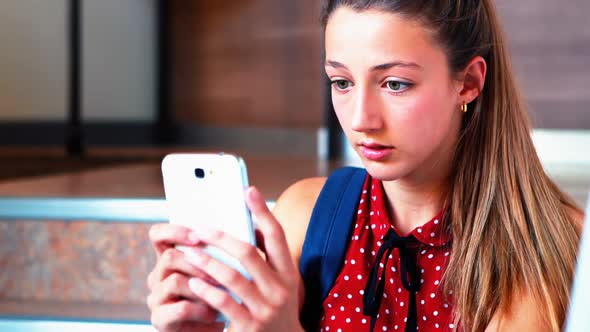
[358,141,394,161]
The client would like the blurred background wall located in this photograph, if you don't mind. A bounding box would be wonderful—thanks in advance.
[497,0,589,129]
[0,0,68,122]
[0,0,587,154]
[0,0,155,122]
[168,1,322,128]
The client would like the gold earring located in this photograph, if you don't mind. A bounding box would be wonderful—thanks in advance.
[460,103,468,113]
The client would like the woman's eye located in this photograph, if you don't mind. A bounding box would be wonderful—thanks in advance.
[385,80,411,92]
[332,80,352,90]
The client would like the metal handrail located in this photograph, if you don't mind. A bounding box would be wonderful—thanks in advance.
[0,317,154,331]
[0,197,167,222]
[0,197,275,222]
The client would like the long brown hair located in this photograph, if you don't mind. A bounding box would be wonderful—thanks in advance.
[320,0,582,330]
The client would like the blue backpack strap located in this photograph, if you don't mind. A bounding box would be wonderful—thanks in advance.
[299,166,367,331]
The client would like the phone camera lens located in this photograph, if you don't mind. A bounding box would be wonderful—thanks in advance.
[194,168,205,179]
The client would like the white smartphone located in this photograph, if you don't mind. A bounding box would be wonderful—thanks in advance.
[161,153,256,320]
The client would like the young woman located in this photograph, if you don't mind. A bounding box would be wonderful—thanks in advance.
[146,0,584,331]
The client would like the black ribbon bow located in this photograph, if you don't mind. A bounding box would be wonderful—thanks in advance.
[363,228,421,332]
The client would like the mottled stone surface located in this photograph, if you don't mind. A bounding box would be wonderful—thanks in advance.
[0,220,155,304]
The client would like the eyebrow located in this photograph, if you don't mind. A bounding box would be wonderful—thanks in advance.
[325,60,423,71]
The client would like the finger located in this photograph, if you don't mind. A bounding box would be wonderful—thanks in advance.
[148,272,210,309]
[186,247,270,312]
[245,186,295,274]
[148,247,209,292]
[149,223,200,257]
[151,299,219,330]
[152,247,212,284]
[188,276,251,326]
[189,227,286,299]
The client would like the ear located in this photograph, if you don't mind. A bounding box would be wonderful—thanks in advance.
[456,56,487,104]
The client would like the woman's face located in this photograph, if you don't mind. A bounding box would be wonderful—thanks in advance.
[325,7,464,183]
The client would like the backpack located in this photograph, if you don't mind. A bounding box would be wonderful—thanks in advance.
[298,167,367,331]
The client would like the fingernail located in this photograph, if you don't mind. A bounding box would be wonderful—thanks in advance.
[188,277,205,294]
[248,187,263,202]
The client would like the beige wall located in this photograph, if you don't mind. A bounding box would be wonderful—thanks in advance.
[82,0,155,122]
[0,0,67,121]
[0,0,156,122]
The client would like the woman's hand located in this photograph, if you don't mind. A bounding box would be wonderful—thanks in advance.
[146,186,304,332]
[186,187,304,332]
[147,223,224,332]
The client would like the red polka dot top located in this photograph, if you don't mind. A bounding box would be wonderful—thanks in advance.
[317,175,456,332]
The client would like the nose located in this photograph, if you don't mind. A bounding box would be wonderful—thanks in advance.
[350,87,384,132]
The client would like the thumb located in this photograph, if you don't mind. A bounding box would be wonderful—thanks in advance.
[245,186,271,218]
[244,186,294,274]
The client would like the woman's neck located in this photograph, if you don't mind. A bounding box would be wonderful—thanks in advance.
[381,172,450,235]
